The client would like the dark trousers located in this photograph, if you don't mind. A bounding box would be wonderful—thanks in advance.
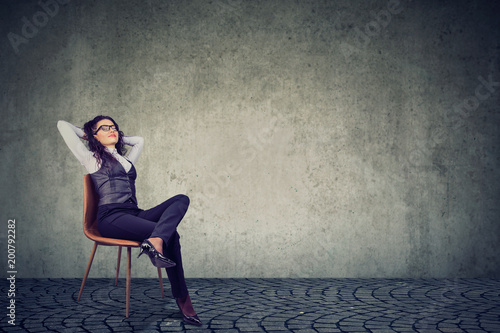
[97,194,190,298]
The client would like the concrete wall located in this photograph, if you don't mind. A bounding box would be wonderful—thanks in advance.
[1,0,499,279]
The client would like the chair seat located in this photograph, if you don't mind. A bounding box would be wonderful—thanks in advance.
[84,226,142,247]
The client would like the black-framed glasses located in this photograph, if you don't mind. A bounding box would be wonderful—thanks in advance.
[94,125,117,134]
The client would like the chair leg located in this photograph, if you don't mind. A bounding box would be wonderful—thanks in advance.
[126,246,132,318]
[157,267,165,298]
[78,242,98,301]
[115,246,122,286]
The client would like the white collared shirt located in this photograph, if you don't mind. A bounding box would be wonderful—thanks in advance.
[106,147,132,172]
[57,120,144,174]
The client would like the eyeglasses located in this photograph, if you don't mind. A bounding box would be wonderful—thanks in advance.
[94,125,117,134]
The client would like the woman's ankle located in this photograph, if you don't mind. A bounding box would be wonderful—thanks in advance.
[147,237,164,254]
[177,295,196,316]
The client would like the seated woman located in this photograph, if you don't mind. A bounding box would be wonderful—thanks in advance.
[57,116,201,326]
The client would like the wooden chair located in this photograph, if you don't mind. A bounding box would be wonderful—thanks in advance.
[77,174,164,317]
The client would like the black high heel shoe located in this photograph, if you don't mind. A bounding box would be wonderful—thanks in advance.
[137,239,176,268]
[176,298,202,326]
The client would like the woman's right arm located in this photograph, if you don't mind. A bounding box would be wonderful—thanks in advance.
[57,120,98,173]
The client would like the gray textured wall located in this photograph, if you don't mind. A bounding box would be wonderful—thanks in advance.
[0,0,499,279]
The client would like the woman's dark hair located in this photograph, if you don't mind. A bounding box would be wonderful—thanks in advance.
[83,115,126,168]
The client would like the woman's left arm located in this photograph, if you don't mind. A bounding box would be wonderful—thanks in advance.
[122,136,144,165]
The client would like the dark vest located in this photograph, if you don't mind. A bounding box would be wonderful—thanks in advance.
[90,160,138,206]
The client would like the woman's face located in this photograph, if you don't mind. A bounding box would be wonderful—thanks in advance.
[93,119,119,149]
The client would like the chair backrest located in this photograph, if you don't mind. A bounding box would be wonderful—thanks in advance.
[83,174,100,239]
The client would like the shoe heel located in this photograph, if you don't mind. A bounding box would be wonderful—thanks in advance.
[137,243,149,258]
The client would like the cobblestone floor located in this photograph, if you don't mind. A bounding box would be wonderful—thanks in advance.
[0,278,499,332]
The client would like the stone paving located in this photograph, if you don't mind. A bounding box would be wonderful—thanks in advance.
[0,278,499,332]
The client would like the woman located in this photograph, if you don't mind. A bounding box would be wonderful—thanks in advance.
[57,116,201,326]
